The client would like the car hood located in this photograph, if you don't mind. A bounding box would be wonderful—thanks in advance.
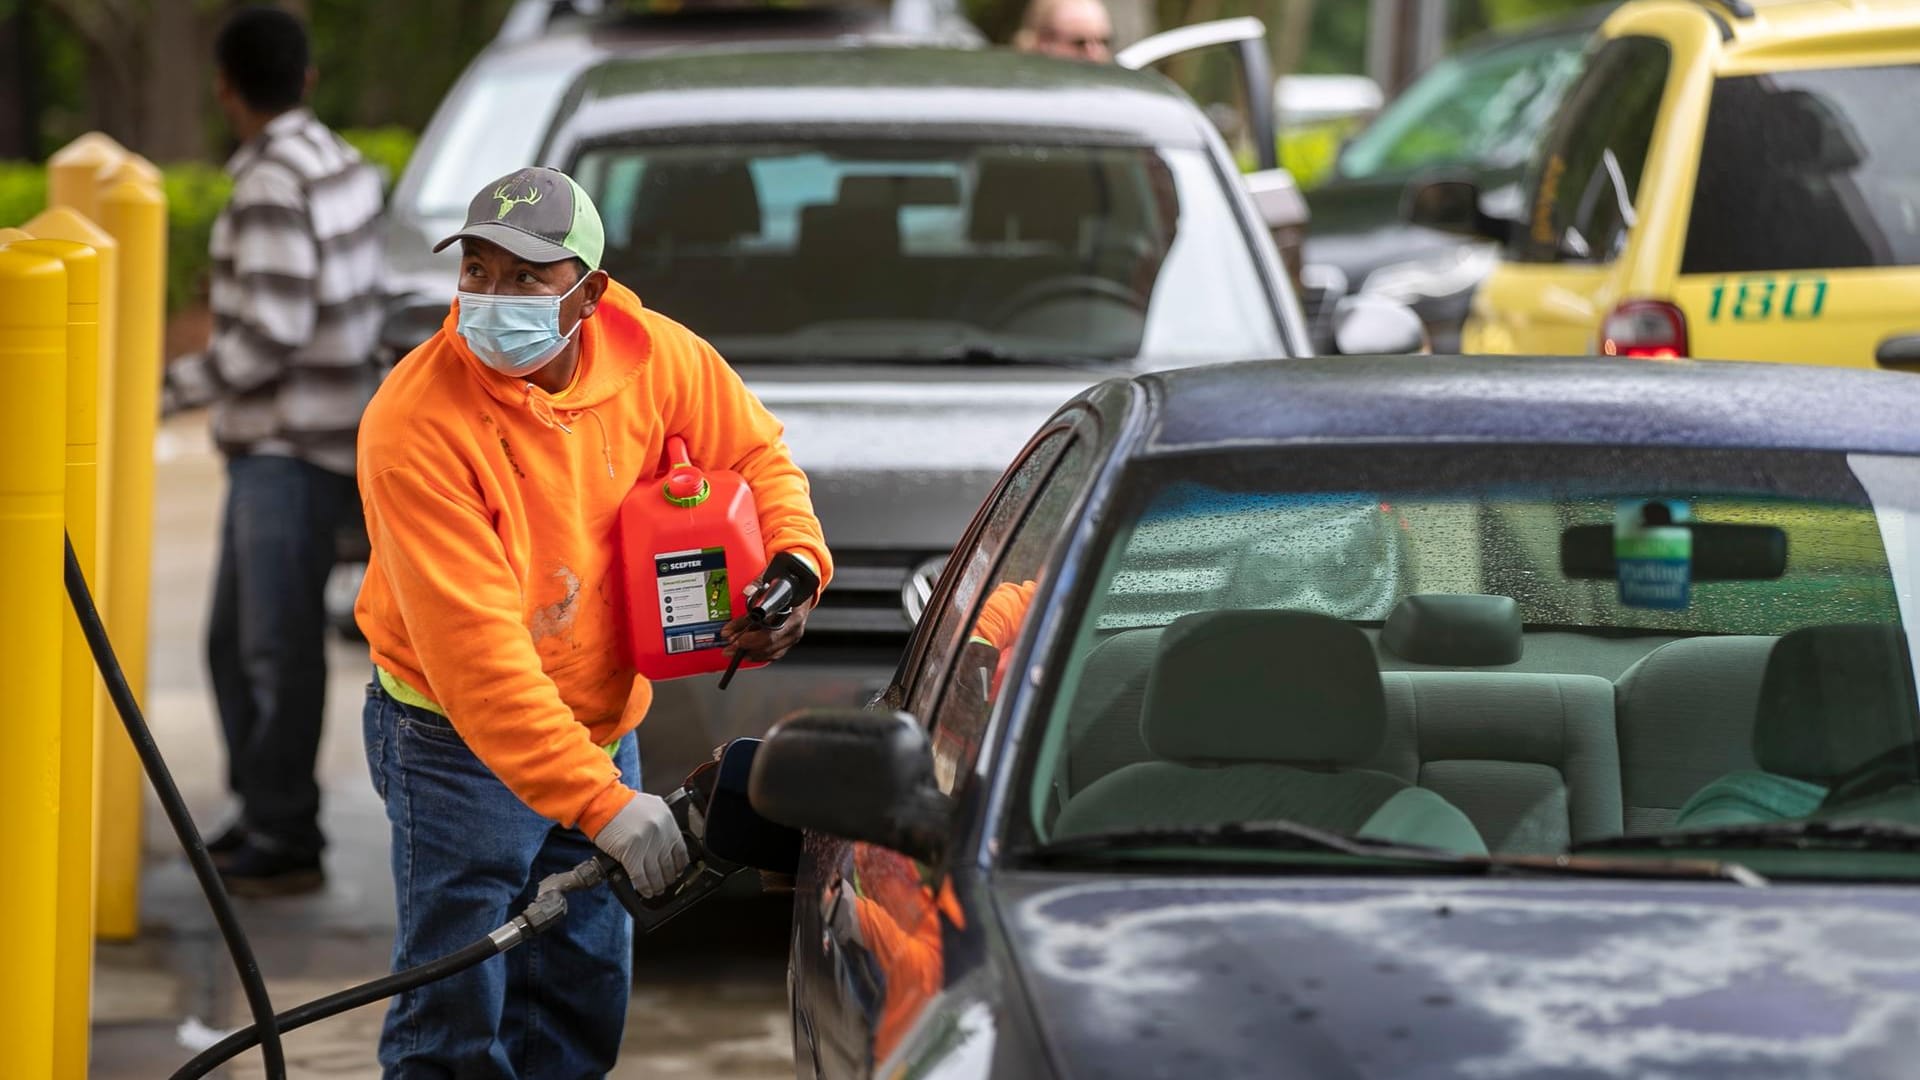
[738,365,1097,552]
[996,874,1920,1079]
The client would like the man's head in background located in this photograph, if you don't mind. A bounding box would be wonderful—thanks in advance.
[214,6,313,138]
[1014,0,1114,63]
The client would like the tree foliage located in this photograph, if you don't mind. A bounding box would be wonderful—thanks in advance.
[8,0,1601,164]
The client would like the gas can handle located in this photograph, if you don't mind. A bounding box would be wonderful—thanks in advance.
[666,436,692,470]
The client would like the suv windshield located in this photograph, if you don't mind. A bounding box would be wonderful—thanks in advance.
[571,139,1284,363]
[1336,29,1586,182]
[1683,63,1920,274]
[1022,446,1920,881]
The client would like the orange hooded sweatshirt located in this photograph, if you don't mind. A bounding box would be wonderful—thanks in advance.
[355,280,831,838]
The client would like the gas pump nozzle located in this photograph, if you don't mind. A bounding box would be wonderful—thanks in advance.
[718,552,821,691]
[586,737,804,934]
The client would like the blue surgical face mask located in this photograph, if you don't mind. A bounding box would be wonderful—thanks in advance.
[456,273,590,376]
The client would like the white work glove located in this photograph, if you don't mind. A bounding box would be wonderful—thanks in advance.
[592,791,690,898]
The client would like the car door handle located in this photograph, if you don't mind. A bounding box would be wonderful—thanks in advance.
[1877,334,1920,370]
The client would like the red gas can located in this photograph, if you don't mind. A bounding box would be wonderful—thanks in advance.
[619,436,768,681]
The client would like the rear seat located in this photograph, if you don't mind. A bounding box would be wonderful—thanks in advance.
[1059,599,1626,854]
[1369,673,1620,853]
[1612,636,1776,834]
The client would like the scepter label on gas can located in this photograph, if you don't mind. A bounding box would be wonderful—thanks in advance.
[656,547,731,654]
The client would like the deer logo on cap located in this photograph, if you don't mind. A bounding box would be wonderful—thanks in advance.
[493,181,543,221]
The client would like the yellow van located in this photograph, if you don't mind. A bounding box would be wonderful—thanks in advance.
[1409,0,1920,368]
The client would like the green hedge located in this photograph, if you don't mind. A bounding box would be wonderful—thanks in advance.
[0,127,416,317]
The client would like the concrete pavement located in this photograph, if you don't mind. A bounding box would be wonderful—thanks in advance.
[89,412,794,1078]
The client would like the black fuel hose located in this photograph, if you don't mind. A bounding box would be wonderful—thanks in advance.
[70,530,615,1078]
[170,935,497,1079]
[63,535,289,1079]
[171,867,585,1079]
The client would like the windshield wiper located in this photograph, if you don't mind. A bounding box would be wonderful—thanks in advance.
[1576,818,1920,855]
[1030,820,1470,865]
[1031,822,1767,885]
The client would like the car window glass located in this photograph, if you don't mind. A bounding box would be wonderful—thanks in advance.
[572,140,1285,364]
[1025,445,1920,881]
[1518,36,1670,264]
[905,430,1072,720]
[926,436,1095,795]
[1682,64,1920,275]
[1338,31,1586,181]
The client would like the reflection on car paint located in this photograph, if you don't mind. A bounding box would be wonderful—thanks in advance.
[833,845,965,1067]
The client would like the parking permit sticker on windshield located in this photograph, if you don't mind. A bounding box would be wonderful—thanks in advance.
[1616,500,1692,610]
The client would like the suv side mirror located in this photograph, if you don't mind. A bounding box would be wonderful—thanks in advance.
[748,709,952,865]
[1331,294,1428,356]
[1405,178,1507,243]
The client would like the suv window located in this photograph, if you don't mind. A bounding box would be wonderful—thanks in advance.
[1682,64,1920,275]
[1518,36,1671,264]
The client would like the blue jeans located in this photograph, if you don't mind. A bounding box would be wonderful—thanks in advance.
[363,681,635,1078]
[209,453,357,855]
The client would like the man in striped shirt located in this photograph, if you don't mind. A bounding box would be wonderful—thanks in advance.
[163,5,385,895]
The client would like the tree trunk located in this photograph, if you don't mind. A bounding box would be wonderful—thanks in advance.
[137,0,209,163]
[1274,0,1316,78]
[1108,0,1156,50]
[0,0,38,159]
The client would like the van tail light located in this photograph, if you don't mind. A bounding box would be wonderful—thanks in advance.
[1601,300,1689,360]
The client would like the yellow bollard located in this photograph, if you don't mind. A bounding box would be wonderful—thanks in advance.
[47,133,127,224]
[100,155,164,190]
[0,246,70,1080]
[95,176,165,941]
[7,237,101,1080]
[25,209,121,550]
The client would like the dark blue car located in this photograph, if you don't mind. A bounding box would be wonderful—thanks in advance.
[749,355,1920,1078]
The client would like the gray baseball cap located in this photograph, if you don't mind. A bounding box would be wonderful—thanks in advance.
[433,166,605,269]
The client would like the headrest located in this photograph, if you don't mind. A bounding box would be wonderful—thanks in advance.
[1754,623,1919,782]
[837,174,959,208]
[1381,594,1523,666]
[968,159,1097,248]
[1143,610,1386,765]
[798,203,899,260]
[629,161,760,248]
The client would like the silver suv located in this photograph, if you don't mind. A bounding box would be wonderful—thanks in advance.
[378,0,981,349]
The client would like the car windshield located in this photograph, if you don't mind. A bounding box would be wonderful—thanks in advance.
[412,64,580,218]
[1336,29,1587,182]
[1021,446,1920,881]
[570,139,1285,364]
[1682,63,1920,274]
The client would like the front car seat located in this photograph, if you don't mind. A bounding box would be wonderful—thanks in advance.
[1675,622,1920,828]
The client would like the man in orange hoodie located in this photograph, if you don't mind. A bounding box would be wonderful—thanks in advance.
[355,166,831,1076]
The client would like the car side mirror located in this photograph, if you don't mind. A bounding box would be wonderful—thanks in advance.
[1405,178,1507,243]
[748,709,952,865]
[1330,294,1428,356]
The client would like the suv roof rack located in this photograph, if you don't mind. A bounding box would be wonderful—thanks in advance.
[495,0,955,44]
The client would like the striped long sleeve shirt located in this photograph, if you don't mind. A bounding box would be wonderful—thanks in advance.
[165,108,385,475]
